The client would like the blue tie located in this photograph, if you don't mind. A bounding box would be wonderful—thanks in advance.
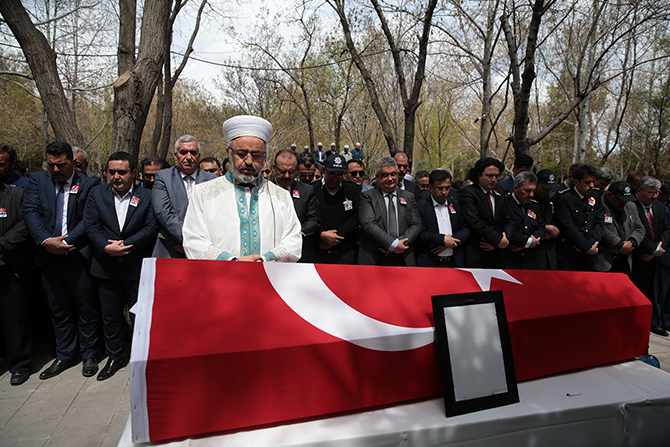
[53,181,65,236]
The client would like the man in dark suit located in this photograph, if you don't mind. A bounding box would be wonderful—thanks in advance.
[84,152,158,380]
[416,169,470,267]
[152,135,217,258]
[554,164,604,271]
[358,156,422,266]
[459,157,509,268]
[632,176,670,336]
[502,171,545,269]
[23,141,100,380]
[495,154,534,195]
[0,182,33,385]
[273,149,321,263]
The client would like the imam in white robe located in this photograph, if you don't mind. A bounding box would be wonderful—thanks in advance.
[183,172,302,262]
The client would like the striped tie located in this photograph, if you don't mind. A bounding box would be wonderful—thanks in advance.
[647,207,655,241]
[185,176,194,201]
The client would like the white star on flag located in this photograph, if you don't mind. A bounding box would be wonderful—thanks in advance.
[456,268,522,291]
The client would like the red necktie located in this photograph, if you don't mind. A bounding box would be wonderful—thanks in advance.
[647,207,655,241]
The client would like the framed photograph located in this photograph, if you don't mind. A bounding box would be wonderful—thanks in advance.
[431,290,519,417]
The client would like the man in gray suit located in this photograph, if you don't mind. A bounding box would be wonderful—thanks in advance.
[358,156,422,266]
[593,181,645,275]
[152,135,217,258]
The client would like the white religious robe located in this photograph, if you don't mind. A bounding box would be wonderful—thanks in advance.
[182,173,302,262]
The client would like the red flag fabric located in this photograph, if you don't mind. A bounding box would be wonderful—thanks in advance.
[130,260,650,443]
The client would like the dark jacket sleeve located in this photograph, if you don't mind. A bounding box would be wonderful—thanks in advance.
[301,186,321,237]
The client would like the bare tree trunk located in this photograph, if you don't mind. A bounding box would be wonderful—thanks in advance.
[0,0,84,147]
[148,75,165,157]
[118,0,137,74]
[112,0,171,161]
[328,0,399,155]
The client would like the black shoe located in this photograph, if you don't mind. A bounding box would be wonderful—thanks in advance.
[39,359,77,380]
[97,358,126,381]
[82,358,98,377]
[10,371,30,386]
[651,326,669,337]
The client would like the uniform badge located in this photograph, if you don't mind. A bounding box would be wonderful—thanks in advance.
[526,209,536,219]
[0,207,6,218]
[70,185,80,194]
[588,196,596,207]
[343,199,353,211]
[130,196,140,207]
[292,190,300,199]
[630,214,634,222]
[492,190,501,196]
[448,205,456,214]
[399,197,407,205]
[604,214,613,224]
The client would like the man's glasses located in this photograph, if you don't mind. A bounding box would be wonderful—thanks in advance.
[262,169,273,175]
[300,172,315,179]
[229,148,265,162]
[348,170,365,177]
[276,168,298,176]
[379,172,397,179]
[432,186,451,192]
[108,170,129,176]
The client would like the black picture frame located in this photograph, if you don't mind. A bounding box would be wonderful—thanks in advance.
[431,290,519,417]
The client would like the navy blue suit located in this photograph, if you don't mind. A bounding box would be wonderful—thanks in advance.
[85,184,158,360]
[23,170,100,361]
[416,195,470,267]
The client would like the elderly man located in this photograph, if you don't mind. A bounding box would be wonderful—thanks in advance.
[273,149,320,263]
[152,135,217,258]
[358,156,422,266]
[183,116,301,262]
[72,147,89,175]
[632,176,670,336]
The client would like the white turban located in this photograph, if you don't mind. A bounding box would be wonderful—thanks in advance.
[221,115,273,147]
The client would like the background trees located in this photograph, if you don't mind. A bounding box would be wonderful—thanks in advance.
[2,0,670,180]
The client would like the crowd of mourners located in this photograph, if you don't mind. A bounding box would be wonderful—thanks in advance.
[1,129,669,389]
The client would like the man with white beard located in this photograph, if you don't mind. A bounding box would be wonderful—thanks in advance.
[182,115,302,262]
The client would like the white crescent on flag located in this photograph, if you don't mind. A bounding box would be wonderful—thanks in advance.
[263,263,521,352]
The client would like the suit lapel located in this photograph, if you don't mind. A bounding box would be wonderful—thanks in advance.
[174,167,188,205]
[397,189,406,230]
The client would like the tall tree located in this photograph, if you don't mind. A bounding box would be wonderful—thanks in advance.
[327,0,438,165]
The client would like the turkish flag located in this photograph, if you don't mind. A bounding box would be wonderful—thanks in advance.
[130,260,650,442]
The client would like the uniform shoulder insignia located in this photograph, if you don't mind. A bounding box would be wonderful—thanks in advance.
[530,199,539,203]
[558,188,570,194]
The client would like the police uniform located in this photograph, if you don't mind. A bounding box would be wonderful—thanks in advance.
[503,194,545,269]
[554,187,604,271]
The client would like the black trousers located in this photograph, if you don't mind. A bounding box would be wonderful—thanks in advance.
[42,252,99,361]
[0,267,32,373]
[96,270,139,361]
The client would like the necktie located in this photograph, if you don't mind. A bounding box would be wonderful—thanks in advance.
[487,191,494,216]
[185,176,194,201]
[387,193,398,238]
[53,181,65,236]
[647,207,655,241]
